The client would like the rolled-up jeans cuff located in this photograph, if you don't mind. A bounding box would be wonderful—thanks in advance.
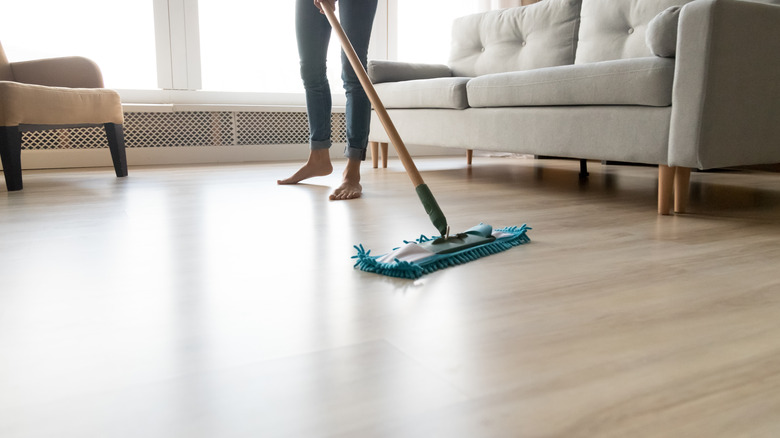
[311,139,331,150]
[344,145,367,161]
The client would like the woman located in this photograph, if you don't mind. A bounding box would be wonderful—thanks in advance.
[278,0,378,200]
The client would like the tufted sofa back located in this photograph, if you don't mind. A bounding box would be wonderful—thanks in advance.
[575,0,696,63]
[447,0,705,78]
[449,0,582,77]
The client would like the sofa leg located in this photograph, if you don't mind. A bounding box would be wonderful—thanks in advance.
[467,149,473,165]
[381,142,388,168]
[0,126,23,191]
[370,141,379,168]
[579,159,589,179]
[658,165,675,215]
[675,167,691,213]
[105,123,128,178]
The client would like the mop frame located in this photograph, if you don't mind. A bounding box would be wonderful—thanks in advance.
[353,225,531,279]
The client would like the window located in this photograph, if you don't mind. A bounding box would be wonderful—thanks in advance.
[198,1,344,94]
[2,1,469,102]
[394,1,479,64]
[0,1,158,90]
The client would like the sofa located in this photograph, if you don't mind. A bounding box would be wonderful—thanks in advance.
[366,0,780,214]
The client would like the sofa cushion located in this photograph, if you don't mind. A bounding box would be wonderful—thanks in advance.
[576,0,695,64]
[646,6,681,57]
[368,60,452,84]
[448,0,582,78]
[374,77,471,110]
[467,57,675,108]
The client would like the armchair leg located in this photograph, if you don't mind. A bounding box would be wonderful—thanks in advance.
[0,126,23,191]
[467,149,473,165]
[105,123,128,177]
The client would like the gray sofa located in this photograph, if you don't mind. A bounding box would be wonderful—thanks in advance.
[366,0,780,214]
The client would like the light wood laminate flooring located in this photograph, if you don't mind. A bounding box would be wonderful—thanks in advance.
[2,157,780,437]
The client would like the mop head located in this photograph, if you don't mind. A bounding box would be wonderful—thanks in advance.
[353,223,531,279]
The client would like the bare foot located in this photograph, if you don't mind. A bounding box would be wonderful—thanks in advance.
[329,158,362,200]
[277,149,333,185]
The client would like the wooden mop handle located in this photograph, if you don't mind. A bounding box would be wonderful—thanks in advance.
[321,1,424,187]
[321,1,449,237]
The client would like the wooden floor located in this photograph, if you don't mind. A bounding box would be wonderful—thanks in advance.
[2,156,780,437]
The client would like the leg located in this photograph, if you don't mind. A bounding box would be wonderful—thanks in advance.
[0,126,23,191]
[674,167,692,213]
[370,141,379,168]
[333,0,378,199]
[658,165,675,215]
[278,0,335,185]
[340,0,378,163]
[105,123,128,177]
[467,149,473,165]
[381,142,388,168]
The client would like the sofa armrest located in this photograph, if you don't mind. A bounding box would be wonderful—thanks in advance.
[367,60,452,84]
[10,56,105,88]
[669,0,780,169]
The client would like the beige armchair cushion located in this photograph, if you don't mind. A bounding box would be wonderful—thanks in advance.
[0,49,12,81]
[0,81,123,126]
[0,41,121,127]
[10,56,105,88]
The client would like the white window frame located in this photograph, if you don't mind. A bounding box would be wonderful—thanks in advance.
[121,0,392,107]
[153,0,202,90]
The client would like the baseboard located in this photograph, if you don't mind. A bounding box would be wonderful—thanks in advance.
[3,105,461,171]
[2,143,460,171]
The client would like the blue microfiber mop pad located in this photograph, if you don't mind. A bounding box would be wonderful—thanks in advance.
[353,223,531,279]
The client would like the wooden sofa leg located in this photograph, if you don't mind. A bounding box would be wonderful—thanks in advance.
[467,149,473,165]
[658,165,675,215]
[0,126,23,191]
[105,123,128,178]
[381,142,388,168]
[370,141,379,168]
[675,167,691,213]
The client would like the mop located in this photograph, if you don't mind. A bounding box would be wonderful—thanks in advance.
[321,1,531,279]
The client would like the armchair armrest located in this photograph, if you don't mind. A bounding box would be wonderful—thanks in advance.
[10,56,104,88]
[367,60,452,84]
[669,0,780,169]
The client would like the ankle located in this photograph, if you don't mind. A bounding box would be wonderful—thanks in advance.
[343,158,361,180]
[308,148,331,163]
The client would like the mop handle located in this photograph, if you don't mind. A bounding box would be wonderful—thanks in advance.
[321,0,422,186]
[321,1,449,236]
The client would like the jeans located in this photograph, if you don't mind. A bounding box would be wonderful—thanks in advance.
[295,0,378,161]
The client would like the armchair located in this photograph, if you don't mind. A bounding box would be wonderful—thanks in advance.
[0,41,126,191]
